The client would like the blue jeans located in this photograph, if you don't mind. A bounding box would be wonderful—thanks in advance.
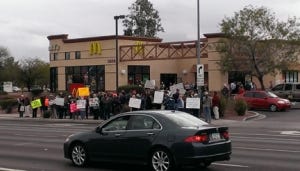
[203,106,211,123]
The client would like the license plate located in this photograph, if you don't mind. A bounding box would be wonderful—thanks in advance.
[210,133,221,141]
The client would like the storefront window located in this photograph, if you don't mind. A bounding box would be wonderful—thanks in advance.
[128,65,150,85]
[65,65,105,92]
[50,67,58,92]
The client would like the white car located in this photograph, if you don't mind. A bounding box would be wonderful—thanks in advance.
[13,86,21,92]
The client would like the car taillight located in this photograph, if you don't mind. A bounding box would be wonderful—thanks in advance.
[184,134,208,143]
[221,131,229,140]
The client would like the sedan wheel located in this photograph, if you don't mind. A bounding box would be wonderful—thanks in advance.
[71,143,88,166]
[151,149,173,171]
[270,104,277,112]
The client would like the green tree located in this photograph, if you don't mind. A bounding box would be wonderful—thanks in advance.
[0,47,11,81]
[218,5,300,89]
[19,58,49,91]
[123,0,164,37]
[1,57,21,84]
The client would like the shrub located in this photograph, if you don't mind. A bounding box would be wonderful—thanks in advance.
[0,98,18,113]
[219,96,228,117]
[118,85,144,94]
[234,99,247,116]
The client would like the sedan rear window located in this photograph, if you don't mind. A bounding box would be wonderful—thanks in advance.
[165,112,208,127]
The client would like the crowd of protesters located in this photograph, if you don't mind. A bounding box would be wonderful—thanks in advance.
[16,81,254,122]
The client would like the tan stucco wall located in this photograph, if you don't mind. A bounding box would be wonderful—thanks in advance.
[49,34,293,92]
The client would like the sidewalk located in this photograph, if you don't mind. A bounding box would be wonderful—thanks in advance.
[0,111,261,125]
[0,113,101,124]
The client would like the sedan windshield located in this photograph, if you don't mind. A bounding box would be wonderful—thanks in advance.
[165,112,208,127]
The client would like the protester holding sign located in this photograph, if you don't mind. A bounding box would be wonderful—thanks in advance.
[70,99,78,119]
[31,97,42,118]
[89,94,100,120]
[77,97,87,120]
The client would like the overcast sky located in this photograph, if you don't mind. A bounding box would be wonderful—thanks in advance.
[1,0,300,61]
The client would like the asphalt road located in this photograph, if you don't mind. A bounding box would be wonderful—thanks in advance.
[0,109,299,171]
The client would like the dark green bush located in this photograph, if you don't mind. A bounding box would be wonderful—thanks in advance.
[0,99,18,113]
[234,99,247,116]
[117,85,144,94]
[219,96,228,117]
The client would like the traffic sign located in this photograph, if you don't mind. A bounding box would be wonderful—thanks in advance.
[197,64,204,86]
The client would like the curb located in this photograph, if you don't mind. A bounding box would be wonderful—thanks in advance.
[242,111,261,121]
[0,113,102,124]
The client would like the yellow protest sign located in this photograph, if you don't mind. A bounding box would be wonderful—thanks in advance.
[78,87,90,97]
[31,99,42,109]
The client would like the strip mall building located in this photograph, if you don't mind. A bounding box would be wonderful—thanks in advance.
[48,33,292,93]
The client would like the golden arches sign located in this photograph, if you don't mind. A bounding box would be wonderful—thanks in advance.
[90,42,102,55]
[134,41,144,55]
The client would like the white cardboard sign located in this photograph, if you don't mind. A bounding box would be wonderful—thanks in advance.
[186,97,200,109]
[129,98,141,109]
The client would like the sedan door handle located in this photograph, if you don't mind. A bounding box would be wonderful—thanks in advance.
[147,132,154,136]
[114,133,121,137]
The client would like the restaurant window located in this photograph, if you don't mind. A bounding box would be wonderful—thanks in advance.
[50,67,58,92]
[75,51,81,59]
[128,65,150,85]
[65,52,70,60]
[283,71,298,83]
[65,65,105,92]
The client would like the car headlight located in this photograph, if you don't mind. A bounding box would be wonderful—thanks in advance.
[277,100,285,104]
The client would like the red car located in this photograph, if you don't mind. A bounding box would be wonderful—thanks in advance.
[235,90,291,112]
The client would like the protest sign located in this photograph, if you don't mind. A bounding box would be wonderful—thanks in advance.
[186,97,200,109]
[78,87,90,97]
[89,98,99,107]
[129,98,141,109]
[55,97,64,106]
[31,99,42,109]
[144,80,156,89]
[153,91,164,104]
[70,103,77,113]
[76,99,86,109]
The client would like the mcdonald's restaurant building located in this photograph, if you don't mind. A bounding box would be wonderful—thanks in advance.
[48,33,289,93]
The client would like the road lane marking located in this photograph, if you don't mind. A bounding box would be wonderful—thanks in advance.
[0,167,26,171]
[235,146,300,153]
[280,131,300,136]
[232,136,300,142]
[213,163,249,168]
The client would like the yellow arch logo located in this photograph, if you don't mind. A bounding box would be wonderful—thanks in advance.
[134,41,144,55]
[90,42,102,55]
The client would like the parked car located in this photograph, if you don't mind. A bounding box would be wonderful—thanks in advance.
[12,86,21,92]
[235,90,291,112]
[64,110,231,171]
[270,82,300,101]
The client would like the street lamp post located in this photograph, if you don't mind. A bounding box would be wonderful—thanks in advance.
[114,15,125,91]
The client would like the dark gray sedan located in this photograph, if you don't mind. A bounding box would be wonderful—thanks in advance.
[64,110,231,171]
